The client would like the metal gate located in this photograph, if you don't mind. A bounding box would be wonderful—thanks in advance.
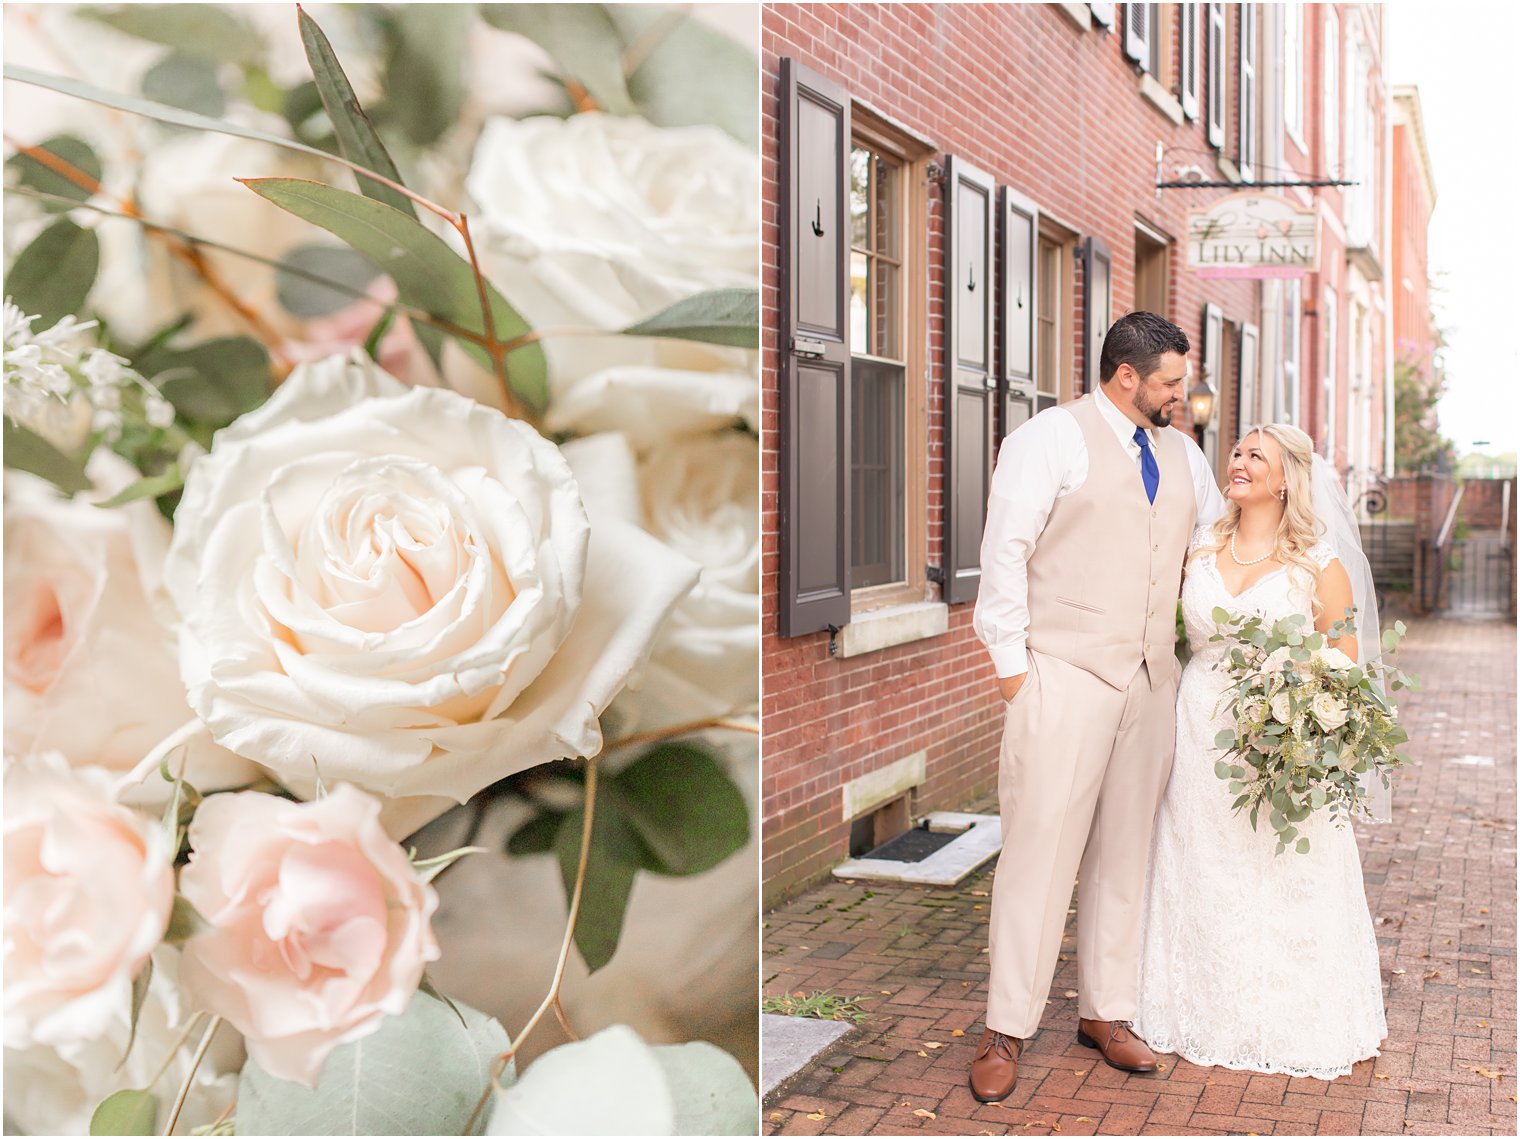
[1444,532,1515,616]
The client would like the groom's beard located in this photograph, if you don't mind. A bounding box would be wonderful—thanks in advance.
[1136,392,1177,427]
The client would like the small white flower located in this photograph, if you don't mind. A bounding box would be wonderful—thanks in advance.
[145,394,175,429]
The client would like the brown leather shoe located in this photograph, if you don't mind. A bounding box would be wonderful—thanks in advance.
[968,1028,1022,1102]
[1076,1018,1158,1072]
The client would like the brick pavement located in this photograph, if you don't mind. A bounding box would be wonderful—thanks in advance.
[761,617,1517,1136]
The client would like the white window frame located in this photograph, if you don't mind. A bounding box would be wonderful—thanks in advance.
[1283,2,1305,153]
[1238,5,1257,182]
[1323,9,1340,176]
[1179,2,1200,119]
[1322,284,1338,461]
[1281,278,1302,425]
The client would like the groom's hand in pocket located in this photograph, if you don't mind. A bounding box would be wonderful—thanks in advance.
[998,673,1026,703]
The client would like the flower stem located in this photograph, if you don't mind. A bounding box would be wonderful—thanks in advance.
[603,716,760,756]
[163,1015,221,1136]
[463,758,601,1134]
[454,212,528,423]
[144,1011,205,1095]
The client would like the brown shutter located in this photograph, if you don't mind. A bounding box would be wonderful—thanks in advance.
[1206,2,1226,148]
[1201,301,1224,455]
[1238,321,1260,437]
[778,59,851,637]
[1124,3,1150,68]
[1081,235,1112,394]
[1180,2,1200,120]
[998,185,1039,440]
[944,156,995,606]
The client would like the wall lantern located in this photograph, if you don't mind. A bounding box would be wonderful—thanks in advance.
[1188,375,1217,436]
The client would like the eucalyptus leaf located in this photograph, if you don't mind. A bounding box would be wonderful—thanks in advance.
[1296,836,1311,854]
[362,307,398,361]
[6,135,101,209]
[7,216,99,331]
[298,8,417,217]
[382,5,471,147]
[237,992,509,1137]
[275,243,383,318]
[241,178,547,411]
[139,336,271,428]
[140,52,225,118]
[163,896,208,944]
[610,6,758,144]
[652,1040,759,1136]
[83,4,267,65]
[118,958,155,1073]
[610,743,749,877]
[88,1089,158,1136]
[506,810,564,857]
[96,464,184,509]
[482,5,634,114]
[556,791,648,973]
[2,419,91,494]
[622,288,759,348]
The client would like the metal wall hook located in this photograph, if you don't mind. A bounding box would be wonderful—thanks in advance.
[811,199,824,237]
[967,263,976,292]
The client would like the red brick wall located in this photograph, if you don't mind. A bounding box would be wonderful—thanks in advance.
[1457,479,1514,531]
[761,4,1267,904]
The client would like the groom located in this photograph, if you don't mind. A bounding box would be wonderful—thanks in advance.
[967,311,1226,1102]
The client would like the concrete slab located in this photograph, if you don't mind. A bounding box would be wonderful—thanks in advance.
[830,811,1001,886]
[760,1013,855,1098]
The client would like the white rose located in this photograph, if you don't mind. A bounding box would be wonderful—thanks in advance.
[1313,645,1356,671]
[3,946,239,1137]
[465,113,760,443]
[162,353,700,833]
[1269,691,1294,724]
[3,458,252,793]
[4,755,173,1050]
[562,430,758,731]
[1312,692,1350,731]
[1262,646,1295,673]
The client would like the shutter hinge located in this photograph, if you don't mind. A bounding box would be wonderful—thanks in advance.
[926,564,945,585]
[792,337,826,359]
[827,623,841,657]
[926,160,948,188]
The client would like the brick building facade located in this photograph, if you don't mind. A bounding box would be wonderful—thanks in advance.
[761,3,1399,903]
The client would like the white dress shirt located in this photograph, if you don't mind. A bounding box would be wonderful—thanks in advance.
[972,385,1229,679]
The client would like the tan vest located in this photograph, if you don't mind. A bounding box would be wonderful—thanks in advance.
[1026,394,1196,690]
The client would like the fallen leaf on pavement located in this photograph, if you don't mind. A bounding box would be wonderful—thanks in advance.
[1022,1123,1050,1130]
[1424,971,1441,980]
[925,1042,945,1049]
[1374,1074,1390,1080]
[1474,1067,1504,1080]
[914,1109,937,1119]
[1075,1117,1094,1123]
[917,1050,928,1057]
[1063,990,1079,998]
[1392,968,1406,975]
[952,1029,966,1037]
[1481,907,1489,914]
[1471,968,1486,974]
[769,1112,785,1120]
[806,1112,826,1121]
[1479,1020,1490,1028]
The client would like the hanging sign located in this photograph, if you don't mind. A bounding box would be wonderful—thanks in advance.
[1187,192,1321,279]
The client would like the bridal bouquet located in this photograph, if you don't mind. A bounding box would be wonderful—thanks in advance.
[3,4,759,1135]
[1208,607,1415,856]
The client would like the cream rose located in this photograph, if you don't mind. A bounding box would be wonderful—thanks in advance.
[178,786,439,1086]
[464,112,760,443]
[1269,690,1294,724]
[565,430,758,731]
[3,946,239,1137]
[1312,692,1350,731]
[1313,645,1357,671]
[3,754,174,1050]
[162,353,699,829]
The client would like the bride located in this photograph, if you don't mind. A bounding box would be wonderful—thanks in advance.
[1133,423,1388,1079]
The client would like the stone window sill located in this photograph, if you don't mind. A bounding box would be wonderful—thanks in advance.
[1138,73,1184,125]
[836,599,949,659]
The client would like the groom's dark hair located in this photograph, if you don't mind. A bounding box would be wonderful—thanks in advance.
[1099,311,1190,383]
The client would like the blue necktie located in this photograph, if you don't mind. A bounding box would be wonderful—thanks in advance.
[1134,427,1159,504]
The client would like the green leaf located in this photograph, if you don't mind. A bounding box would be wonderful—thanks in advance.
[622,288,759,348]
[6,135,102,210]
[240,178,548,412]
[2,419,91,494]
[418,972,468,1029]
[1213,761,1233,780]
[82,4,267,65]
[7,216,100,330]
[297,8,418,218]
[361,307,398,361]
[1280,825,1298,844]
[118,958,154,1073]
[163,896,208,944]
[1211,606,1232,624]
[506,809,564,856]
[96,464,184,508]
[652,1040,760,1136]
[275,243,383,318]
[610,6,758,145]
[381,5,471,147]
[89,1089,158,1135]
[1295,836,1311,854]
[557,789,648,973]
[139,336,271,428]
[236,992,509,1136]
[140,52,225,118]
[1214,729,1237,749]
[1382,628,1401,653]
[611,743,750,877]
[482,5,635,114]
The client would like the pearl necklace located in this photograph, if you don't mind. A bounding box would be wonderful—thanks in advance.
[1229,534,1273,567]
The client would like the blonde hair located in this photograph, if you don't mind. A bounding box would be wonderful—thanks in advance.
[1189,423,1324,614]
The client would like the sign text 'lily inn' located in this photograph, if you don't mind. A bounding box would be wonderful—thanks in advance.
[1187,192,1321,279]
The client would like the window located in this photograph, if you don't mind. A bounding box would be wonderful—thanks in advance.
[1281,278,1301,425]
[848,137,915,593]
[1323,10,1340,175]
[1206,2,1227,148]
[1035,235,1072,411]
[1238,5,1257,180]
[1283,2,1304,150]
[1178,2,1200,119]
[1322,285,1338,461]
[1124,3,1163,75]
[1134,223,1170,316]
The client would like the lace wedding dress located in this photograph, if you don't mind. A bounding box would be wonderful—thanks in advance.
[1132,529,1387,1080]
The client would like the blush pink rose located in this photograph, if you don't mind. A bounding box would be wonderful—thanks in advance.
[177,785,441,1086]
[3,755,174,1049]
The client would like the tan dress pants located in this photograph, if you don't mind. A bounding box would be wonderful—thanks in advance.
[985,648,1178,1039]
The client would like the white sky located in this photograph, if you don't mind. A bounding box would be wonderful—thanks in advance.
[1388,2,1520,456]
